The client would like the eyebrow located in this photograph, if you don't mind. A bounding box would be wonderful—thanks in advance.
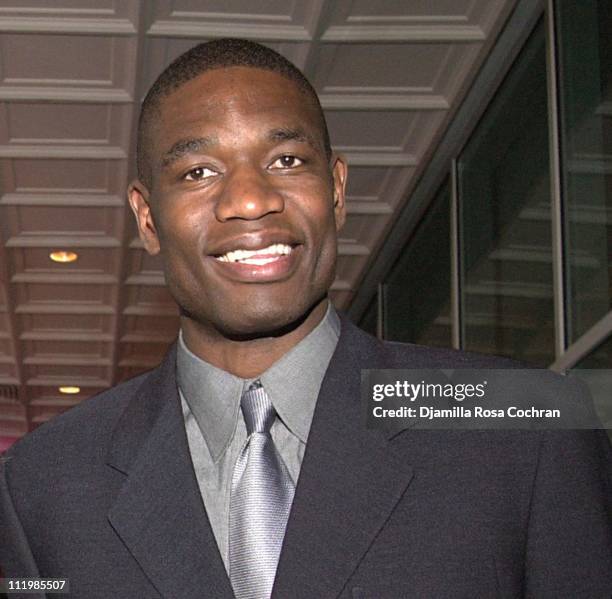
[267,127,320,151]
[160,127,320,169]
[160,136,218,168]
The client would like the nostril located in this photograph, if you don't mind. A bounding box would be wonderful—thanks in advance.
[215,188,285,222]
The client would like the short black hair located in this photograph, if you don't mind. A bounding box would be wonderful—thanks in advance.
[137,38,331,185]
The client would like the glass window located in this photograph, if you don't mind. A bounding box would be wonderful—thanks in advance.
[557,0,612,342]
[458,19,554,366]
[572,334,612,440]
[383,179,452,347]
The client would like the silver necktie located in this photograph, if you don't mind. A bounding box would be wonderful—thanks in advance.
[229,381,295,599]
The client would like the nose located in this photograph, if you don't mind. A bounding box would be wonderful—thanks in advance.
[214,163,284,221]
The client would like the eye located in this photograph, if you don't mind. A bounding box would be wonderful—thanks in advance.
[184,166,218,181]
[270,155,304,169]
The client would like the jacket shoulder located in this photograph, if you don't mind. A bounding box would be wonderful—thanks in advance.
[380,338,523,369]
[338,314,522,369]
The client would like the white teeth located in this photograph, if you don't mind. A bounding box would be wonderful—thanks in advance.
[216,243,292,263]
[235,257,279,265]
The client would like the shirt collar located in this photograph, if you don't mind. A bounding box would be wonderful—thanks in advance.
[177,301,340,462]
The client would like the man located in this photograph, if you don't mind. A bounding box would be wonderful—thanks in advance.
[1,39,611,599]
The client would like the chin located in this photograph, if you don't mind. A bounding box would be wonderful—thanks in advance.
[218,296,326,339]
[223,307,303,338]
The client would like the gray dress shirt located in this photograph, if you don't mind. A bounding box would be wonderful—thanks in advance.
[177,301,341,572]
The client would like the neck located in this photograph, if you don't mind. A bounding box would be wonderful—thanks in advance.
[180,300,329,378]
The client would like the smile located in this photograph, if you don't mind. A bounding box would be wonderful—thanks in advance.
[210,243,301,282]
[214,243,293,265]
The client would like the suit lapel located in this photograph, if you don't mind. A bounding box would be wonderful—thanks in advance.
[106,346,234,599]
[273,317,415,599]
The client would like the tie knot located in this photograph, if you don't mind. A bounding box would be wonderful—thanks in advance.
[240,381,275,435]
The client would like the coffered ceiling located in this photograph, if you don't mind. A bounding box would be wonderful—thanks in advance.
[0,0,516,444]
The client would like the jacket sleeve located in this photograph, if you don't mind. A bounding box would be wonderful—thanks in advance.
[0,459,45,599]
[524,429,612,598]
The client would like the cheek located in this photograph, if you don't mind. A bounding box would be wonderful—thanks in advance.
[296,181,335,225]
[310,201,338,246]
[154,202,208,257]
[307,204,339,273]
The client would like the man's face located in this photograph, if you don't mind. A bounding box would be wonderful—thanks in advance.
[129,67,347,338]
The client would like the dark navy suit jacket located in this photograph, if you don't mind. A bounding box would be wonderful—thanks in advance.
[1,314,611,598]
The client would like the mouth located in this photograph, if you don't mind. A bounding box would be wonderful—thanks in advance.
[214,243,294,265]
[209,239,302,282]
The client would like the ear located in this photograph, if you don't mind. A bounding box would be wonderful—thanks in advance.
[127,179,161,255]
[331,153,348,231]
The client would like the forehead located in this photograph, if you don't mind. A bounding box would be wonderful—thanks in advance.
[152,66,322,144]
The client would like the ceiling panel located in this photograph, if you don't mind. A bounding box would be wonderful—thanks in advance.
[327,0,476,23]
[326,110,419,150]
[10,248,119,281]
[15,281,114,306]
[23,337,110,357]
[2,204,120,236]
[122,313,180,339]
[344,165,398,197]
[0,0,136,20]
[7,159,119,192]
[151,0,299,20]
[314,44,449,91]
[0,34,134,88]
[19,312,113,336]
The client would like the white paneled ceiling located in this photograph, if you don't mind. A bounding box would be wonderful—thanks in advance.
[0,0,516,442]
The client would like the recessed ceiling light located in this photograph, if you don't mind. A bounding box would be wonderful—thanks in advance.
[59,386,81,394]
[49,250,78,263]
